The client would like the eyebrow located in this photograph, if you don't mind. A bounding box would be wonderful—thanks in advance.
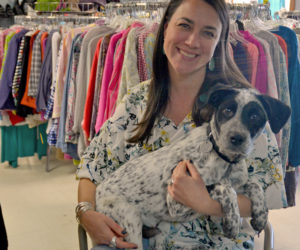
[179,17,218,31]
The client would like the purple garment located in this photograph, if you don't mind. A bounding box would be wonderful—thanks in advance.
[0,29,29,110]
[36,31,54,111]
[240,31,268,94]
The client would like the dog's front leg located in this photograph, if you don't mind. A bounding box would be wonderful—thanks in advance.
[209,183,240,239]
[242,182,268,233]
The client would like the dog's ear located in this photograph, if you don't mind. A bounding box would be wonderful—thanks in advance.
[257,95,291,134]
[207,84,238,108]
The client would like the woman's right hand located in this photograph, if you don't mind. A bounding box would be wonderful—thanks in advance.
[80,210,138,249]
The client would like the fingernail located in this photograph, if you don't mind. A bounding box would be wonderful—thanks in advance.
[190,159,193,164]
[121,229,127,234]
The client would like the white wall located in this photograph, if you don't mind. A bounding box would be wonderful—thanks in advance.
[296,0,300,10]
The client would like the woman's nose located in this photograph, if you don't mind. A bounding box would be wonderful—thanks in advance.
[185,32,200,48]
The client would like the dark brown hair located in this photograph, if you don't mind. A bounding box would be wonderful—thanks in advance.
[128,0,251,143]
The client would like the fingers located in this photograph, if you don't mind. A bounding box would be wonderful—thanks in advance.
[105,215,127,237]
[173,160,188,176]
[105,216,138,249]
[115,237,138,249]
[185,160,201,179]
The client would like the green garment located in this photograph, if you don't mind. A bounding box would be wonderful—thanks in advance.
[1,123,48,167]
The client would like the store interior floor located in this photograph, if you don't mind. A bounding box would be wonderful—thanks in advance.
[0,154,299,250]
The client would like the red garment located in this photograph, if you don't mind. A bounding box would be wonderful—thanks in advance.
[273,33,288,71]
[82,37,103,143]
[7,111,25,125]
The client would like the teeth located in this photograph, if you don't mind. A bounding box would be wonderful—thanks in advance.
[180,50,197,58]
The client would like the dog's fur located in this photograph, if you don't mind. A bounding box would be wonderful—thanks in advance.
[95,86,291,249]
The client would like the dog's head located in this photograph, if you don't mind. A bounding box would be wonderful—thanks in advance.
[206,85,291,163]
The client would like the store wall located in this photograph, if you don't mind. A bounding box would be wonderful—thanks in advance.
[296,0,300,9]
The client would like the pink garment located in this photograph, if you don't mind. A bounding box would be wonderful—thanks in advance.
[240,31,268,94]
[104,22,144,122]
[94,31,124,133]
[139,23,158,81]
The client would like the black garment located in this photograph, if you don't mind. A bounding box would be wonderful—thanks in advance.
[0,204,8,250]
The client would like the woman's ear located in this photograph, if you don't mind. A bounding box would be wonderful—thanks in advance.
[164,21,169,39]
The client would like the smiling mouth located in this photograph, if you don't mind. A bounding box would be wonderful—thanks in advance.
[179,48,198,58]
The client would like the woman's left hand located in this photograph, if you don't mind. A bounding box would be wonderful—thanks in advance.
[168,160,222,216]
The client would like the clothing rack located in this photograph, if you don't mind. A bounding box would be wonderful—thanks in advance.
[14,14,103,26]
[228,2,272,20]
[105,1,169,20]
[105,1,272,20]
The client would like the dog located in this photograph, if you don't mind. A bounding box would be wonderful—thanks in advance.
[95,85,291,249]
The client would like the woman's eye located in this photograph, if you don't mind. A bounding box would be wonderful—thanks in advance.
[178,23,190,29]
[203,31,215,38]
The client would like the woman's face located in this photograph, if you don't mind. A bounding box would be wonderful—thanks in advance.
[163,0,222,78]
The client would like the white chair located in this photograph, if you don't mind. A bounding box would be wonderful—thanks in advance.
[78,221,274,250]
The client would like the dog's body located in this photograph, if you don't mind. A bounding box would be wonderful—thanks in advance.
[95,87,291,249]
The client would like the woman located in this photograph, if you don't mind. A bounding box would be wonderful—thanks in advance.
[77,0,284,249]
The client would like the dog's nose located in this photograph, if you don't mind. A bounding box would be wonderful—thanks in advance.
[230,134,245,146]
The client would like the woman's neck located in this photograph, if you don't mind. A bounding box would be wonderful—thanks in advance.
[165,68,206,126]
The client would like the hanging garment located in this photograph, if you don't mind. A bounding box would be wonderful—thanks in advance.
[82,36,103,143]
[73,25,113,157]
[0,29,28,110]
[56,33,82,161]
[95,30,124,134]
[15,33,33,117]
[28,31,44,97]
[1,123,48,167]
[232,40,250,82]
[272,26,300,167]
[89,33,112,140]
[239,30,268,94]
[117,26,142,105]
[64,32,86,144]
[20,30,41,110]
[36,31,55,112]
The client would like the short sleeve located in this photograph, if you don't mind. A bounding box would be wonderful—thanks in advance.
[246,122,287,209]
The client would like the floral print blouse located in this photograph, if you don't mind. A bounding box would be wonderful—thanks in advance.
[77,80,287,249]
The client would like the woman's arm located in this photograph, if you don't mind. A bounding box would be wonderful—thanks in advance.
[168,160,252,217]
[77,178,138,249]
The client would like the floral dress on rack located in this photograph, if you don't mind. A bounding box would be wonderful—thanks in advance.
[77,80,287,250]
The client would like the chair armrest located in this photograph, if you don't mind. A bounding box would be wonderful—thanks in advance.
[264,221,274,250]
[78,224,88,250]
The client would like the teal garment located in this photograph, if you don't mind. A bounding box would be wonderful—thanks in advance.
[1,123,48,167]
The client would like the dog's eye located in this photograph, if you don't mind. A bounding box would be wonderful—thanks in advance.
[250,114,258,120]
[223,108,233,116]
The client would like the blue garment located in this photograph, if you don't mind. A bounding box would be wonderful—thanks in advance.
[232,40,250,82]
[272,26,300,167]
[55,33,82,160]
[36,31,55,111]
[0,29,28,110]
